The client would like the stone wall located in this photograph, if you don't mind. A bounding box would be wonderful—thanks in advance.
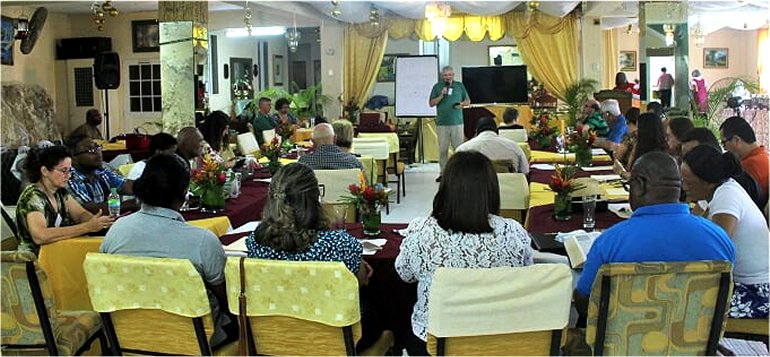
[1,84,62,148]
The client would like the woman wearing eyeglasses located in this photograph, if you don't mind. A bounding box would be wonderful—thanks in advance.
[15,146,115,255]
[272,98,299,125]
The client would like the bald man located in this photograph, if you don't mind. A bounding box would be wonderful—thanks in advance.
[176,127,204,162]
[573,151,735,317]
[298,123,363,170]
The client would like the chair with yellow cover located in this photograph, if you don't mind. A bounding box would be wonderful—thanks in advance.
[224,257,394,356]
[499,129,528,143]
[1,251,108,356]
[315,168,362,225]
[237,132,260,157]
[83,252,237,356]
[585,261,733,355]
[497,173,529,224]
[426,264,573,356]
[723,317,769,349]
[358,133,406,203]
[1,204,19,250]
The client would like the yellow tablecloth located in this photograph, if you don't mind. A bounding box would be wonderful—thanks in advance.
[358,132,400,153]
[528,182,629,209]
[97,140,127,151]
[37,216,233,311]
[518,142,532,162]
[258,157,299,165]
[530,150,612,164]
[292,128,313,143]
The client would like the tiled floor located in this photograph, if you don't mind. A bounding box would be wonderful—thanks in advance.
[382,163,440,224]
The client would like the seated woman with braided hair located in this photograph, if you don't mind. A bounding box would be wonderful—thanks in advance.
[245,163,389,352]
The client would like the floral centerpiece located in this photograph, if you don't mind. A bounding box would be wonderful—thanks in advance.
[261,136,283,175]
[343,171,389,235]
[275,118,296,150]
[569,125,597,167]
[191,154,228,212]
[548,164,584,221]
[529,110,557,149]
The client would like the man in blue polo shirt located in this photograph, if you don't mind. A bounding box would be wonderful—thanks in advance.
[574,151,736,316]
[429,66,470,182]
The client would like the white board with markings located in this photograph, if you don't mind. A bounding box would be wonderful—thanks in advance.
[395,56,438,117]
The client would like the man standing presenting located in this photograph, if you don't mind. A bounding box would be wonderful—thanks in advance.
[657,67,675,108]
[429,66,470,181]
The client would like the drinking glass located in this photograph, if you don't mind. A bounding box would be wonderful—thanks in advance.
[330,205,348,231]
[582,194,597,230]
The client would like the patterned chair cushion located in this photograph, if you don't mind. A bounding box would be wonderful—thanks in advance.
[52,311,102,356]
[1,251,57,346]
[586,261,733,355]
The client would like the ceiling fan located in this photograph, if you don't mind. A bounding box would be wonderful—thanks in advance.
[8,7,48,55]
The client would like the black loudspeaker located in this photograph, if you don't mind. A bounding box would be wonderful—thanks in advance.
[94,52,120,89]
[56,37,112,60]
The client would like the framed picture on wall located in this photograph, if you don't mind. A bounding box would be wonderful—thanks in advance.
[377,54,405,82]
[704,48,728,69]
[488,45,523,66]
[619,51,637,71]
[1,16,14,65]
[273,55,284,86]
[132,20,159,52]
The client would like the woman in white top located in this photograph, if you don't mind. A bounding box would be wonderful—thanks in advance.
[395,151,534,354]
[681,145,769,318]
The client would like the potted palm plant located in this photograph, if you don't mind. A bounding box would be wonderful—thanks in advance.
[561,79,599,127]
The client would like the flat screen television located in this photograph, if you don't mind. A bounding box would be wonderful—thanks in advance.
[461,65,528,104]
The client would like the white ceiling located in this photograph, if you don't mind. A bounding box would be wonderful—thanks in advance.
[3,0,768,33]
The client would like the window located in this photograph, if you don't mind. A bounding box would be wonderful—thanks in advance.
[128,62,161,113]
[419,38,450,70]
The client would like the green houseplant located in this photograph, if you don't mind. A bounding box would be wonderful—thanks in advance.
[561,79,599,127]
[255,83,332,121]
[691,77,758,137]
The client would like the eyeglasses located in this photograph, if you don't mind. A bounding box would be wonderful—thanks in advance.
[720,136,733,145]
[51,167,72,175]
[74,144,102,156]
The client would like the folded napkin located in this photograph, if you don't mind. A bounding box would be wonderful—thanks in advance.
[590,174,622,182]
[361,238,387,255]
[531,163,556,171]
[554,230,601,243]
[608,203,632,219]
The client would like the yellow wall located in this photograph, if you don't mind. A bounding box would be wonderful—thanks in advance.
[1,6,72,134]
[688,28,759,85]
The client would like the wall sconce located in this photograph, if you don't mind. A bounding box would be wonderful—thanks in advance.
[663,24,676,47]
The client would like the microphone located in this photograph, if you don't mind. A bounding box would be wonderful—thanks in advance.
[445,81,453,96]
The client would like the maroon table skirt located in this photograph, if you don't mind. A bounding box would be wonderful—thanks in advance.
[181,180,269,228]
[527,204,625,234]
[219,223,417,349]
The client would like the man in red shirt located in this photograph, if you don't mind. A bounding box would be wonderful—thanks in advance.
[720,116,769,206]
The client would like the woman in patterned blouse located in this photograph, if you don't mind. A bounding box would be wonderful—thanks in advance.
[395,151,534,355]
[246,163,387,352]
[15,146,114,254]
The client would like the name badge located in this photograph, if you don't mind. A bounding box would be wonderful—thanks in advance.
[54,213,62,228]
[447,88,453,96]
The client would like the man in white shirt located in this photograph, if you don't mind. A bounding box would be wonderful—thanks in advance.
[455,117,529,174]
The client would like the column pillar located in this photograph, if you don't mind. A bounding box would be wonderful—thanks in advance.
[580,15,603,85]
[158,1,208,134]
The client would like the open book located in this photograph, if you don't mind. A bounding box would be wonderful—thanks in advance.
[563,231,601,269]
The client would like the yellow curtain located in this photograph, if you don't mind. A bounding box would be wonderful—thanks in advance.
[758,27,769,94]
[603,29,618,89]
[344,25,389,111]
[505,12,578,101]
[387,18,416,40]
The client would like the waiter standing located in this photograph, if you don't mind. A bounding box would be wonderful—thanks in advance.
[429,66,470,182]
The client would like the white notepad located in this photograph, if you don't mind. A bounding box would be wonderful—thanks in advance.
[224,236,249,252]
[581,165,614,172]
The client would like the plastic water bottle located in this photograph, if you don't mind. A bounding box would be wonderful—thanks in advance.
[108,187,121,217]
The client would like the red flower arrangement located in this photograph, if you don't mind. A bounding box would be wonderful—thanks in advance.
[529,110,557,148]
[261,136,282,174]
[569,125,597,150]
[344,171,389,215]
[191,154,227,188]
[548,164,584,195]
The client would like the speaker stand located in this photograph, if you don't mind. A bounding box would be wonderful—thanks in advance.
[103,89,110,139]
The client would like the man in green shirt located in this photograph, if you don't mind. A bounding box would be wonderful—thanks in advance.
[248,97,277,146]
[429,66,470,181]
[579,99,609,137]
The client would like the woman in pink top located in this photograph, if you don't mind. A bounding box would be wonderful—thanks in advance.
[690,69,708,114]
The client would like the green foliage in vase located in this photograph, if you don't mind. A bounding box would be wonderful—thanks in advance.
[561,79,599,127]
